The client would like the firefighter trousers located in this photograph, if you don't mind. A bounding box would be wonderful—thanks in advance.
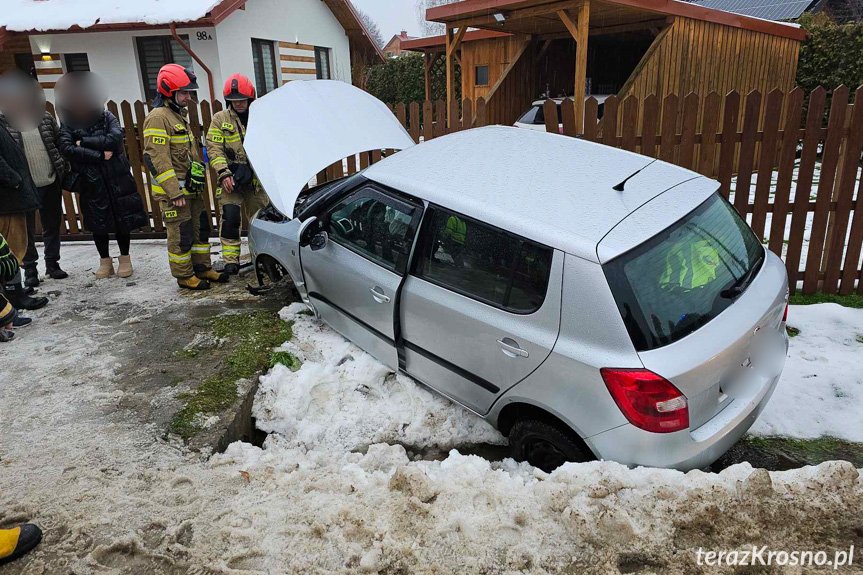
[159,194,213,278]
[217,186,269,265]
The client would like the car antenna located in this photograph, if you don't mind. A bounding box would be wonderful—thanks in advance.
[613,159,657,191]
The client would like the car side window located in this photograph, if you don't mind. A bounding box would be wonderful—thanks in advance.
[323,189,418,274]
[418,208,552,313]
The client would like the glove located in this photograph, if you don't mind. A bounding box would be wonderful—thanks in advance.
[230,163,253,188]
[186,160,206,194]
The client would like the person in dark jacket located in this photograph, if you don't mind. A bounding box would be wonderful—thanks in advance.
[0,107,68,287]
[56,72,147,279]
[0,72,50,311]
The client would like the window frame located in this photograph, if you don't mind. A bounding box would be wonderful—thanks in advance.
[251,38,279,96]
[136,35,191,102]
[410,204,553,315]
[63,53,90,73]
[474,64,489,87]
[319,184,423,276]
[315,47,331,80]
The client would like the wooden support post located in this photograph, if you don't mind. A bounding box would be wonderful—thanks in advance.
[424,53,432,102]
[570,1,590,133]
[445,25,467,129]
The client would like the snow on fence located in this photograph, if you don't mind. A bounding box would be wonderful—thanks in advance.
[41,85,862,296]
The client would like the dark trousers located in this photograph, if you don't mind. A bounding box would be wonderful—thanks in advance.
[24,180,63,270]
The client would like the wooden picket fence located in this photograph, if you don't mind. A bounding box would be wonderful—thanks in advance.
[47,85,862,295]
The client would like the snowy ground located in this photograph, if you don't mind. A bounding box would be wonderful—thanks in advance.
[2,241,863,574]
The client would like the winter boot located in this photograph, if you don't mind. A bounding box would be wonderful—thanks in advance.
[46,262,68,280]
[178,276,210,291]
[117,255,133,278]
[12,316,31,328]
[0,524,42,565]
[194,266,229,283]
[95,258,114,280]
[5,282,48,311]
[23,267,39,289]
[0,330,14,343]
[223,263,240,276]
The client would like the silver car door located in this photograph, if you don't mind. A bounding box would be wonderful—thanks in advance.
[400,206,563,415]
[300,186,421,370]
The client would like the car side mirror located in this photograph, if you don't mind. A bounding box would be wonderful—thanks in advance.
[298,216,319,248]
[310,231,328,251]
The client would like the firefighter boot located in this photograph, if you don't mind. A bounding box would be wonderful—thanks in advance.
[0,524,42,565]
[194,265,229,283]
[223,263,240,275]
[5,282,48,311]
[177,275,211,290]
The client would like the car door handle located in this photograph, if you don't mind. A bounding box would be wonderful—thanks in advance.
[370,287,390,304]
[497,338,529,358]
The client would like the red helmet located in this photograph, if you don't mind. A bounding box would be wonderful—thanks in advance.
[223,73,256,101]
[156,64,198,97]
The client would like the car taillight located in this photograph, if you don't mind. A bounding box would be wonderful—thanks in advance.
[600,368,689,433]
[782,302,788,322]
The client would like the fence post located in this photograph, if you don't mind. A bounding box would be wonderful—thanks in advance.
[640,94,658,158]
[767,88,804,256]
[716,91,741,198]
[750,89,785,240]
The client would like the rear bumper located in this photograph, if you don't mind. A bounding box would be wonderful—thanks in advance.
[585,364,784,471]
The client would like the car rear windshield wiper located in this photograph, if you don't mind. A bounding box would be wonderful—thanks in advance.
[720,255,763,299]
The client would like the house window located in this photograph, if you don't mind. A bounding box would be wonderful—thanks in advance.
[136,35,193,102]
[14,53,36,79]
[315,47,331,80]
[475,65,489,86]
[64,53,90,73]
[251,39,278,95]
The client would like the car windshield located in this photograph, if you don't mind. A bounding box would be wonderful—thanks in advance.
[603,194,764,352]
[517,104,562,125]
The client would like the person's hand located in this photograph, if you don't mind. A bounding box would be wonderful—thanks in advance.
[222,175,235,193]
[104,151,113,160]
[172,197,186,207]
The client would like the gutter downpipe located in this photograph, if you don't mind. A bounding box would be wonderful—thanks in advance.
[170,23,216,103]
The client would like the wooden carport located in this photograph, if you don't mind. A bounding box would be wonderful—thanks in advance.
[423,0,807,128]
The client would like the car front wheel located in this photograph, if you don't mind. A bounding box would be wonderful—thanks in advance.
[509,419,591,473]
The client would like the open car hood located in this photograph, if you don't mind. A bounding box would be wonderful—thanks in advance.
[244,80,415,217]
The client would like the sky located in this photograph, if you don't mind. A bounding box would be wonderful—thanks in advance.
[351,0,424,41]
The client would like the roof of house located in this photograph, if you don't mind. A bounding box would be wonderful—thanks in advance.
[0,0,384,60]
[364,125,710,262]
[401,29,513,52]
[690,0,817,21]
[384,31,418,51]
[425,0,806,41]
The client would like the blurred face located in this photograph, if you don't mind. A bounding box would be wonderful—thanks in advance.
[230,99,249,114]
[0,70,46,131]
[174,90,194,107]
[55,71,108,128]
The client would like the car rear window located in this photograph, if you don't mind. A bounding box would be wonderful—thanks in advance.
[604,194,764,352]
[517,104,562,126]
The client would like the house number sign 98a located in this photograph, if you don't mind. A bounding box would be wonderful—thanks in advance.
[196,31,213,41]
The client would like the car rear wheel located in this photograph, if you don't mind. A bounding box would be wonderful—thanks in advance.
[509,419,591,473]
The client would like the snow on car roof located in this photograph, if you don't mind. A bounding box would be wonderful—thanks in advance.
[364,126,706,262]
[1,0,221,31]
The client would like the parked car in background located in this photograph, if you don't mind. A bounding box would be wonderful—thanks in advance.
[246,81,789,472]
[514,95,612,131]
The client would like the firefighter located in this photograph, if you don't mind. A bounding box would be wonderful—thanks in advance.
[142,64,228,290]
[206,74,269,275]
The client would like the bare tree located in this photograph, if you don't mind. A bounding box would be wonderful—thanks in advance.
[357,9,385,48]
[415,0,460,36]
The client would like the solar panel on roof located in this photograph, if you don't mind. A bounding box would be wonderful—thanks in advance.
[692,0,815,21]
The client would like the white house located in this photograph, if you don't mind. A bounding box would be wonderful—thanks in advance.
[0,0,383,104]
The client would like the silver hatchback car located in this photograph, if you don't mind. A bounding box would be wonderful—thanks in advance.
[245,81,789,472]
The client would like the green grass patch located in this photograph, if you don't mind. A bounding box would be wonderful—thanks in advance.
[789,292,863,308]
[786,326,800,337]
[270,350,301,371]
[170,312,294,440]
[856,335,863,344]
[743,435,863,467]
[174,349,199,359]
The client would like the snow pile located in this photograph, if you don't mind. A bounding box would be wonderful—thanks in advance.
[2,0,222,31]
[253,303,505,452]
[751,303,863,441]
[206,439,863,573]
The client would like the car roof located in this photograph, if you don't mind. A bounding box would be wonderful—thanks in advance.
[363,126,709,262]
[530,95,612,106]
